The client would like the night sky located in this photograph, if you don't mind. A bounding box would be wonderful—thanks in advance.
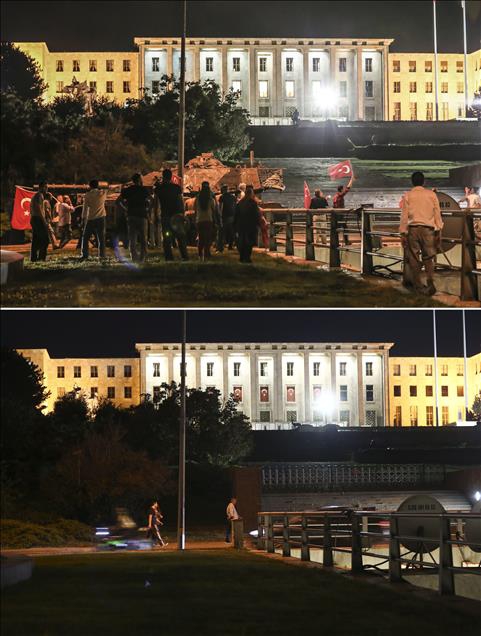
[1,310,480,358]
[2,1,480,53]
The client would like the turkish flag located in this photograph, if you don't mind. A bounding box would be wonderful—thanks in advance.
[233,386,243,402]
[260,386,269,402]
[328,160,353,181]
[303,181,311,209]
[12,186,34,230]
[286,386,296,402]
[172,173,183,188]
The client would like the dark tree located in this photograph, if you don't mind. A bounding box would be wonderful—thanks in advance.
[0,42,47,102]
[1,348,49,410]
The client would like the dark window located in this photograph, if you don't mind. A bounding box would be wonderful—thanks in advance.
[366,385,374,402]
[393,385,401,397]
[57,366,65,378]
[74,366,81,378]
[124,365,132,378]
[426,386,433,397]
[91,366,98,378]
[107,365,115,378]
[107,387,115,399]
[409,386,417,397]
[441,386,449,397]
[124,386,132,399]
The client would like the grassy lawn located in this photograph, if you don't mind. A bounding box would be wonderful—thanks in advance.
[2,551,478,636]
[1,248,441,308]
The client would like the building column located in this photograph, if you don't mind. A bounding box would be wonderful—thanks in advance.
[221,46,228,94]
[356,47,364,120]
[193,47,201,82]
[273,48,281,118]
[167,47,173,77]
[383,352,390,426]
[139,351,147,397]
[330,351,337,422]
[222,351,229,400]
[139,45,145,97]
[357,352,365,426]
[249,352,257,424]
[382,46,389,121]
[167,351,174,385]
[249,47,257,117]
[329,47,336,90]
[303,352,310,422]
[274,351,283,423]
[303,47,310,118]
[195,352,201,388]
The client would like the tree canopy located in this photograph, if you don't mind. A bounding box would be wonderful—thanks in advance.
[0,42,47,102]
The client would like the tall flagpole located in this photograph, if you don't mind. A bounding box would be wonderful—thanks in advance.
[433,310,440,427]
[461,1,469,117]
[462,310,469,419]
[433,0,439,121]
[177,309,187,550]
[177,0,187,181]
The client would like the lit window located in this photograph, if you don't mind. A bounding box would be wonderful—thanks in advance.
[286,57,294,72]
[409,82,417,93]
[89,60,97,72]
[393,60,400,72]
[106,59,114,72]
[232,57,240,72]
[233,362,241,377]
[313,362,320,376]
[339,58,347,72]
[57,387,65,397]
[339,362,347,376]
[153,362,160,377]
[441,60,448,73]
[457,386,464,397]
[286,362,294,376]
[393,81,401,93]
[312,57,320,72]
[393,364,401,376]
[441,82,448,93]
[456,61,463,73]
[457,82,464,94]
[393,102,401,121]
[259,80,268,98]
[365,362,373,376]
[410,406,418,426]
[442,406,449,425]
[426,406,434,426]
[231,80,241,94]
[259,57,267,72]
[207,362,214,377]
[260,362,268,376]
[441,364,448,376]
[285,80,295,98]
[456,364,463,376]
[409,60,416,72]
[365,58,372,73]
[340,385,348,402]
[206,57,214,72]
[106,81,114,93]
[123,59,131,72]
[425,82,433,93]
[409,365,417,376]
[425,60,432,73]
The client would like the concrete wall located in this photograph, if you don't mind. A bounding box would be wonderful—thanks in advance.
[449,163,481,188]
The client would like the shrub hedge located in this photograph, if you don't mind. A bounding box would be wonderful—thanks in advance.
[1,519,93,549]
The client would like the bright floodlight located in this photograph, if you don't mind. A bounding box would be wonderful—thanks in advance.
[313,85,339,112]
[475,491,481,502]
[317,390,337,417]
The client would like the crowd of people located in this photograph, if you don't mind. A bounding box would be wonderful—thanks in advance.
[29,169,269,265]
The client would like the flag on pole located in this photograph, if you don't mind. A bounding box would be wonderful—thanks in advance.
[11,186,34,230]
[171,173,183,188]
[328,160,353,181]
[303,181,311,208]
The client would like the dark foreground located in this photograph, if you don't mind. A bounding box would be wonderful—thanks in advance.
[2,551,479,636]
[1,247,441,308]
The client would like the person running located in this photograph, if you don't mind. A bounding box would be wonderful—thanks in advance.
[148,501,167,548]
[195,181,217,261]
[399,171,443,296]
[120,173,151,263]
[234,185,260,263]
[80,179,108,260]
[217,184,236,252]
[225,497,239,543]
[57,195,75,248]
[332,175,354,245]
[29,181,50,262]
[154,169,188,261]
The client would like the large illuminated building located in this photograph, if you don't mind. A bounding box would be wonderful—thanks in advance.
[13,39,481,122]
[17,344,481,428]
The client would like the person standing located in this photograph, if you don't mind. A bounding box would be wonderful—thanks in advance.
[57,195,75,249]
[225,497,239,543]
[80,179,108,260]
[458,186,481,209]
[148,501,168,548]
[399,171,443,296]
[29,181,50,262]
[310,189,330,244]
[154,168,188,261]
[120,173,151,263]
[234,185,260,263]
[217,184,236,252]
[195,181,217,261]
[332,175,354,245]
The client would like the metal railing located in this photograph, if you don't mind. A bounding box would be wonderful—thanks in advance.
[261,463,446,491]
[256,510,481,595]
[263,207,481,301]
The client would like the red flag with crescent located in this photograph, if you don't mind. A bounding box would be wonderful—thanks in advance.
[260,386,269,402]
[328,160,353,181]
[233,386,243,402]
[12,186,34,230]
[303,181,311,208]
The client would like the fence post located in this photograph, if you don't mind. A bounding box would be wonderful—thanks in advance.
[286,212,294,256]
[361,208,374,275]
[301,514,310,561]
[438,516,455,595]
[305,212,315,261]
[389,516,402,583]
[266,515,274,553]
[268,212,277,252]
[460,213,478,301]
[282,515,291,557]
[329,211,341,268]
[323,515,334,567]
[351,514,363,573]
[257,514,265,550]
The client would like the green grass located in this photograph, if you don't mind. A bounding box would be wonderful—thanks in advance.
[2,551,478,636]
[1,248,442,308]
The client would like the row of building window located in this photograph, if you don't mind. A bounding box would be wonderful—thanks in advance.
[392,60,463,73]
[57,386,132,399]
[56,81,131,94]
[57,365,132,378]
[256,409,378,425]
[392,101,465,121]
[56,60,131,72]
[151,360,376,377]
[393,405,458,427]
[393,385,464,397]
[393,81,464,94]
[392,363,464,376]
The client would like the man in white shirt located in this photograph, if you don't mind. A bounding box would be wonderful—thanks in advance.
[225,497,239,543]
[399,171,443,296]
[458,186,481,209]
[80,179,108,260]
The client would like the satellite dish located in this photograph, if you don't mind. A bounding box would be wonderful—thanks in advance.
[465,501,481,553]
[397,495,445,554]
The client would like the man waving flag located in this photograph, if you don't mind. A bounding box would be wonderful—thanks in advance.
[328,160,354,181]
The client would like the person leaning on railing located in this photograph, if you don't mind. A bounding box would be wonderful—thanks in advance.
[399,171,443,296]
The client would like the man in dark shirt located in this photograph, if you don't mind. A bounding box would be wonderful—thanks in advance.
[234,185,260,263]
[154,168,188,261]
[217,184,237,252]
[309,189,329,245]
[121,173,151,262]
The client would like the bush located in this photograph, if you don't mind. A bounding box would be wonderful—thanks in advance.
[0,518,93,549]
